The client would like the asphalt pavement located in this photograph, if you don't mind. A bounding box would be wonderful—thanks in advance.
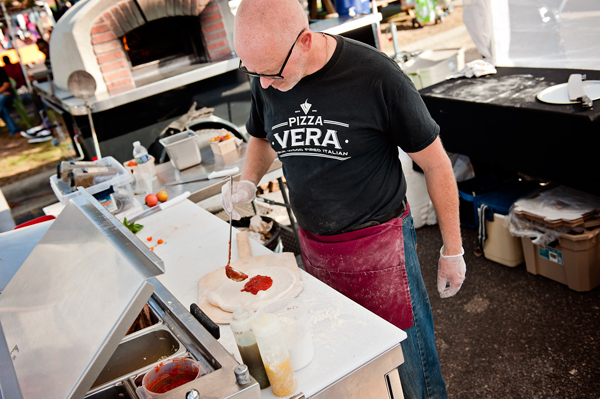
[418,224,600,399]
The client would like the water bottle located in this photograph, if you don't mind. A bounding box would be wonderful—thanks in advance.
[133,141,154,194]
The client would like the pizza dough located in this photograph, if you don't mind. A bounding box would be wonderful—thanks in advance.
[207,267,297,312]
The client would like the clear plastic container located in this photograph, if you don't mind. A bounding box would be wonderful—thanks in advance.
[256,299,314,371]
[252,313,297,397]
[49,156,142,217]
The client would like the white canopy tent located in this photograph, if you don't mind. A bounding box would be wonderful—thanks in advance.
[463,0,600,70]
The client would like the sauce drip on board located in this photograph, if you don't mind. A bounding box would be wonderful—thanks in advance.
[241,275,273,295]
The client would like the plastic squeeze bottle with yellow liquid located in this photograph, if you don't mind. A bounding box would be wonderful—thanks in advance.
[252,313,298,397]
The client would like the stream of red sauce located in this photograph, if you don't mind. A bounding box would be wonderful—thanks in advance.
[241,275,273,295]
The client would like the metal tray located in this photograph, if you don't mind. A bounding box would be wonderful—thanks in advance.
[89,325,188,391]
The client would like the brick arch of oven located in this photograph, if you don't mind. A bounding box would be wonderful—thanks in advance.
[90,0,232,96]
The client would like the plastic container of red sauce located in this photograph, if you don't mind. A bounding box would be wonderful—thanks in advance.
[137,358,201,398]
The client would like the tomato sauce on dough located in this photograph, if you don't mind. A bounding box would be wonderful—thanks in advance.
[241,275,273,295]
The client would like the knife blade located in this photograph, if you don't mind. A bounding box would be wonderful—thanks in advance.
[129,191,190,223]
[165,167,240,186]
[568,74,593,107]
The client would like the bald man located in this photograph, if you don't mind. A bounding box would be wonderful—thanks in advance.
[223,0,466,397]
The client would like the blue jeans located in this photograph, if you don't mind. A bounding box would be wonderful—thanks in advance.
[399,211,447,398]
[0,94,19,136]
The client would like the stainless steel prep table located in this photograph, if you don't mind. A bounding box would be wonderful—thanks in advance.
[1,199,407,398]
[133,199,407,399]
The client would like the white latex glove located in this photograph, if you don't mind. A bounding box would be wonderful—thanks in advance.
[221,180,257,220]
[437,246,466,298]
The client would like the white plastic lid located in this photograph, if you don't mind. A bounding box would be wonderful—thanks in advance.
[229,306,255,333]
[252,313,281,338]
[133,141,141,147]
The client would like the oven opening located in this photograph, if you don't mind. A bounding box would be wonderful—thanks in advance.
[123,16,210,87]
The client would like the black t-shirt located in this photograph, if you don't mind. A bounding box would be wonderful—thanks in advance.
[247,35,439,235]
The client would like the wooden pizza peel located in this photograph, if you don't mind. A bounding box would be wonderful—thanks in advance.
[198,230,303,324]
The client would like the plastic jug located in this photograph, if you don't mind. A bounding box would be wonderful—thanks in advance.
[256,298,314,371]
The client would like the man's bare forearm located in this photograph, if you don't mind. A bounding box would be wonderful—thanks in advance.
[241,136,278,186]
[409,137,462,255]
[423,163,462,255]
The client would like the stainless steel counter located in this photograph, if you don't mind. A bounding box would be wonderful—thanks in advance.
[150,143,282,204]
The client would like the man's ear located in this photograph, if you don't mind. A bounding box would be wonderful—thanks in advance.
[298,31,313,52]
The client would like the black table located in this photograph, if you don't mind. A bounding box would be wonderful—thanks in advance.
[419,67,600,196]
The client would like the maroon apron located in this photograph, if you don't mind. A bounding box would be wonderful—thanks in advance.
[298,206,414,329]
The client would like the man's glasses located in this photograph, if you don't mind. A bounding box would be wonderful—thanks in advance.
[239,28,306,80]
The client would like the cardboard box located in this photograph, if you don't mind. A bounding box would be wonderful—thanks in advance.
[210,138,237,155]
[521,227,600,292]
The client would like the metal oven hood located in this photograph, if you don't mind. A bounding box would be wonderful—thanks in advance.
[0,189,164,398]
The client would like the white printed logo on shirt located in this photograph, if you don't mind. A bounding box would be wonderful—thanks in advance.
[269,99,350,161]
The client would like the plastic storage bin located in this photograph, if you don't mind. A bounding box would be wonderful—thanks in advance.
[50,156,141,216]
[458,175,520,229]
[159,130,201,170]
[521,227,600,292]
[402,48,465,90]
[482,214,524,267]
[475,181,539,266]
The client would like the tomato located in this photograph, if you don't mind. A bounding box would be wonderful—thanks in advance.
[156,190,168,202]
[145,194,158,207]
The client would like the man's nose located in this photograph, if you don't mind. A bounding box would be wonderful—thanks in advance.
[260,77,274,89]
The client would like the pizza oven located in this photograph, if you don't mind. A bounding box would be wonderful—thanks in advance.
[50,0,235,97]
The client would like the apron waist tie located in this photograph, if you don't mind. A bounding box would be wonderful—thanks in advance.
[342,196,407,233]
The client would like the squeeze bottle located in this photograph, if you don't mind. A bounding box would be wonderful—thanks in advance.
[229,307,270,389]
[252,313,298,397]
